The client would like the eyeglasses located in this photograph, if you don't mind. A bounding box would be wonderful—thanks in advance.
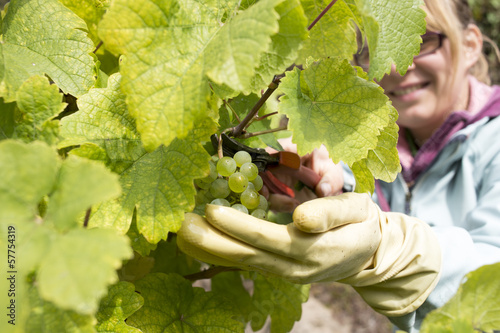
[353,32,447,70]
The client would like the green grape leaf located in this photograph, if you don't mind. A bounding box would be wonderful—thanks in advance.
[98,0,221,151]
[17,225,56,278]
[250,273,310,333]
[43,154,121,231]
[364,113,400,181]
[204,0,284,92]
[356,0,426,80]
[116,139,211,243]
[9,75,66,144]
[351,109,401,193]
[0,0,96,102]
[278,58,395,167]
[37,228,133,314]
[351,159,376,194]
[151,236,201,277]
[60,73,215,243]
[59,73,144,175]
[297,0,359,63]
[247,0,309,93]
[421,263,500,333]
[98,0,288,150]
[25,285,96,333]
[0,140,60,225]
[95,281,144,333]
[69,142,109,164]
[83,136,212,243]
[59,0,107,44]
[126,216,158,257]
[0,98,17,140]
[127,273,245,332]
[211,271,254,323]
[119,254,156,283]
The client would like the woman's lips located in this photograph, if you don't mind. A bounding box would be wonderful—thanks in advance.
[389,82,429,97]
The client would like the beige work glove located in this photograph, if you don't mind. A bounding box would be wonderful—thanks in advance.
[177,192,441,317]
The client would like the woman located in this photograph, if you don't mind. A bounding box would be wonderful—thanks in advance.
[177,0,500,331]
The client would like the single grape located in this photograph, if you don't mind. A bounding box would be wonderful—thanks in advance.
[246,182,255,191]
[233,151,252,167]
[251,175,263,191]
[228,172,249,193]
[217,156,237,177]
[256,194,268,211]
[231,204,249,214]
[240,162,259,181]
[240,189,260,210]
[211,198,231,207]
[251,209,267,219]
[209,178,230,198]
[211,154,219,163]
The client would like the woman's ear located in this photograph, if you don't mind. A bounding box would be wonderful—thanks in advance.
[463,24,483,69]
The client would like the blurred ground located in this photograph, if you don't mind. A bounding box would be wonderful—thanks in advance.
[295,283,393,333]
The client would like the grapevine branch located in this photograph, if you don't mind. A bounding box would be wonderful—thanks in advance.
[229,76,281,138]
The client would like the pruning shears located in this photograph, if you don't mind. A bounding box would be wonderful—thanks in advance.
[211,133,321,198]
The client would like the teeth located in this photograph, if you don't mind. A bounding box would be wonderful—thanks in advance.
[392,84,424,96]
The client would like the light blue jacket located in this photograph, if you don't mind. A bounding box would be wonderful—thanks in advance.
[368,86,500,331]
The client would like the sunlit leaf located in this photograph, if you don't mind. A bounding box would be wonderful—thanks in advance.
[421,263,500,332]
[37,228,133,314]
[60,74,215,243]
[297,0,359,62]
[356,0,426,80]
[0,0,96,102]
[250,273,310,333]
[127,273,245,332]
[95,281,144,333]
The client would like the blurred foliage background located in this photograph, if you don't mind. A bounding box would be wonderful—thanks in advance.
[469,0,500,84]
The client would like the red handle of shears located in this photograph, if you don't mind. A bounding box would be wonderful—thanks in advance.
[260,164,322,198]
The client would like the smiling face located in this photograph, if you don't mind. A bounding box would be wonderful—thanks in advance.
[374,0,485,144]
[377,36,472,142]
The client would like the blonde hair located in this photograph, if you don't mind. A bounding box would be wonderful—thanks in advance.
[423,0,497,84]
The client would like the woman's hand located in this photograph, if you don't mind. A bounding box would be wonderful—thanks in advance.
[265,137,345,212]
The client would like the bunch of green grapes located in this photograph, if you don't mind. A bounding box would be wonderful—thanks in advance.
[194,151,269,219]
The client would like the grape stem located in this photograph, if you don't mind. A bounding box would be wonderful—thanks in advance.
[83,208,91,227]
[183,266,241,281]
[230,76,281,138]
[307,0,338,31]
[239,125,288,139]
[223,99,241,123]
[93,41,103,54]
[254,111,278,121]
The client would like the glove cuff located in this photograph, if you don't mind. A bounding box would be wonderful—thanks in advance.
[340,211,442,317]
